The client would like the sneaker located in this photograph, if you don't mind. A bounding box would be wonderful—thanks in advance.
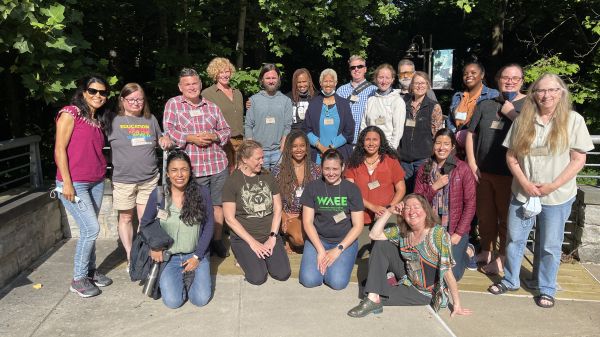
[467,243,478,271]
[347,298,383,318]
[88,270,113,287]
[211,240,230,258]
[70,278,100,298]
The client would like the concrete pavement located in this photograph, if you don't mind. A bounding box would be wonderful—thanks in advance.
[1,239,599,337]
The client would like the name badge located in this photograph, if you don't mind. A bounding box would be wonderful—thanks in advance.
[324,118,335,126]
[349,95,359,103]
[490,120,505,129]
[333,211,347,223]
[157,209,169,220]
[375,116,386,125]
[295,187,304,198]
[131,137,149,146]
[189,109,201,117]
[530,147,549,156]
[266,117,276,124]
[405,119,416,127]
[455,111,467,121]
[254,204,266,212]
[367,180,381,190]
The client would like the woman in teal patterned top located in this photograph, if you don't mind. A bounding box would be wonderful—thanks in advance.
[348,193,472,317]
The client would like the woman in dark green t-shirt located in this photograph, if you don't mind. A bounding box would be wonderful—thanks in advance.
[222,140,291,285]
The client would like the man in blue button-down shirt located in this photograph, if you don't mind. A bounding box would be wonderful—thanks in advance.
[337,55,377,144]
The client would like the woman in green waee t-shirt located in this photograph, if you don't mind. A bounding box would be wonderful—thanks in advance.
[299,148,364,290]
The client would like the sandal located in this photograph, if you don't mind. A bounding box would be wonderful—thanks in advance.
[534,294,555,308]
[488,282,518,295]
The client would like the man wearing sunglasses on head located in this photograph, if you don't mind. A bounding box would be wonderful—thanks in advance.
[163,68,232,258]
[397,59,437,102]
[337,55,377,145]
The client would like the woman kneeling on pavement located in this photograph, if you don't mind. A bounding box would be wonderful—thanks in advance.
[272,130,321,249]
[299,149,364,290]
[347,194,472,317]
[223,140,291,285]
[143,150,213,308]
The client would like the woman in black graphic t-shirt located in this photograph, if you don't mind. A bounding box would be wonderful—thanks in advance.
[222,140,291,285]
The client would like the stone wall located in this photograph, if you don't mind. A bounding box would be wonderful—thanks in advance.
[0,192,64,289]
[579,186,600,263]
[62,179,119,240]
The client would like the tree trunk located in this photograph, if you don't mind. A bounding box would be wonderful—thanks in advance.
[183,0,189,60]
[236,0,248,68]
[490,0,507,74]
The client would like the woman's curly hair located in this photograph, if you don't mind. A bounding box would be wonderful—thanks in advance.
[165,149,206,226]
[347,126,399,169]
[277,130,317,204]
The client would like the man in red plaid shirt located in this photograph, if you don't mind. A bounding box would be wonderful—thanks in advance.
[163,68,232,257]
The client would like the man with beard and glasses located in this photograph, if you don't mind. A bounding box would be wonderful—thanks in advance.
[397,59,437,102]
[245,63,293,170]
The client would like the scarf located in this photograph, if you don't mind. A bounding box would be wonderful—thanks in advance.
[429,156,456,228]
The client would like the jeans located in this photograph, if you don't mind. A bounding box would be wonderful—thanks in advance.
[159,254,212,309]
[263,149,281,171]
[451,234,469,282]
[502,196,575,296]
[56,180,104,280]
[299,238,358,290]
[400,158,427,193]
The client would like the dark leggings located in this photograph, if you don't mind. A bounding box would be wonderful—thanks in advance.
[364,240,431,306]
[230,234,291,285]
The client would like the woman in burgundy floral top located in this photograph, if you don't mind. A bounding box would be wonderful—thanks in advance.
[54,76,113,298]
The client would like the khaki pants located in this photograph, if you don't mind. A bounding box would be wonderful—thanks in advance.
[476,172,512,255]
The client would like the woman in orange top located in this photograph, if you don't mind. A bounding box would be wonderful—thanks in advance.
[345,126,406,226]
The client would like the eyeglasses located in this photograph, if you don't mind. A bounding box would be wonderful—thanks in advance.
[399,71,415,77]
[86,88,109,97]
[413,82,428,87]
[500,76,522,82]
[533,88,561,96]
[123,98,145,104]
[349,65,366,71]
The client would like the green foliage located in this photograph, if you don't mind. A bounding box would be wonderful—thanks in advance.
[524,55,599,106]
[577,167,599,186]
[0,1,101,103]
[231,68,262,97]
[257,0,399,60]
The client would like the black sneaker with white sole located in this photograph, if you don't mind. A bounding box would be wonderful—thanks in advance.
[70,278,100,298]
[88,270,113,287]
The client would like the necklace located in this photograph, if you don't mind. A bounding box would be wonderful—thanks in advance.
[364,155,380,166]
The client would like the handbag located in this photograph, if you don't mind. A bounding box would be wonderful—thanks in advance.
[282,212,305,247]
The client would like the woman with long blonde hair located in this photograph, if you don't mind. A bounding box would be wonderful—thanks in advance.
[488,73,593,309]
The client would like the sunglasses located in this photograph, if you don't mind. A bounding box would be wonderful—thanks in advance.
[86,88,109,97]
[349,65,366,71]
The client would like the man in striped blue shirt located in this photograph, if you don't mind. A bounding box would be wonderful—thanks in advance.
[337,55,377,144]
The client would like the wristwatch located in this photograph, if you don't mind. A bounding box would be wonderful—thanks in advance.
[193,254,199,260]
[269,231,277,238]
[337,244,344,251]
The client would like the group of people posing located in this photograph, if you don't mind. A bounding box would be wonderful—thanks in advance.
[53,54,593,316]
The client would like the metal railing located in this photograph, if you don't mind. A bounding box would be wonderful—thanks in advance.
[578,135,600,179]
[0,136,43,189]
